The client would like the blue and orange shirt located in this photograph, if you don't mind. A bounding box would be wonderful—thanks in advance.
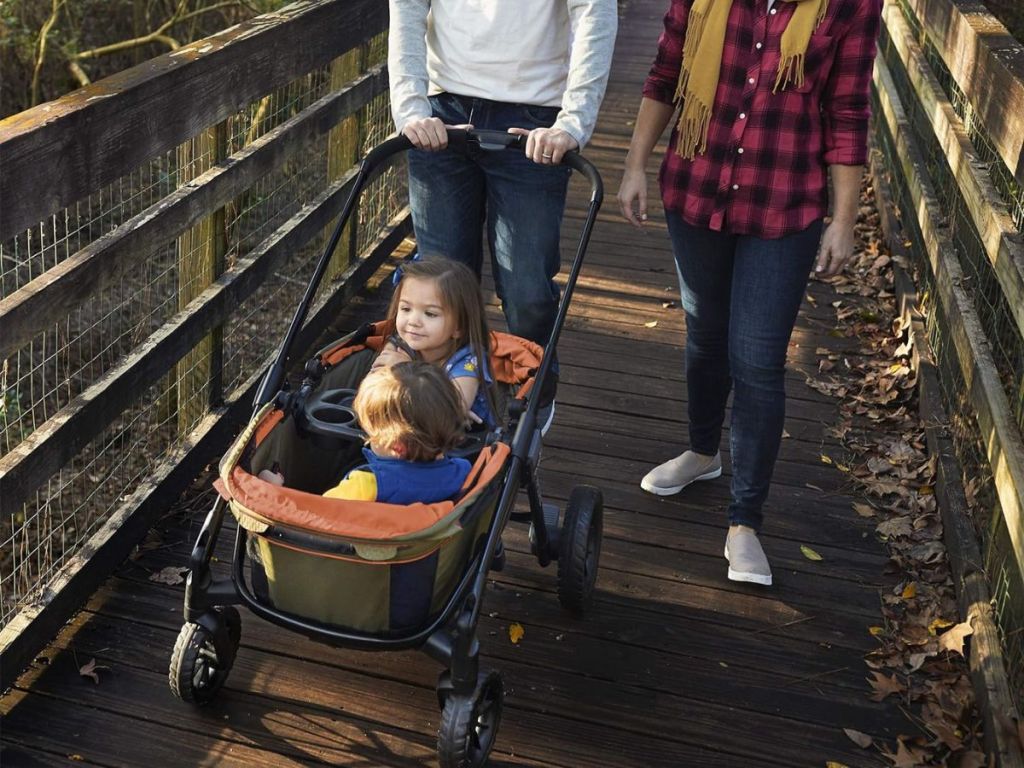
[323,448,471,504]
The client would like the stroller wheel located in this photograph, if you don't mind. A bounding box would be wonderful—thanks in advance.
[437,670,504,768]
[557,485,604,616]
[168,609,239,705]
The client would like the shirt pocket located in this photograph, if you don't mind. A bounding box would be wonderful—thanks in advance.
[792,33,836,94]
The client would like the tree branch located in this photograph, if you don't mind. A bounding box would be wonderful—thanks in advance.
[30,0,66,107]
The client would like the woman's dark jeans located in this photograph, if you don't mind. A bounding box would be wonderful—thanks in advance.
[666,212,823,531]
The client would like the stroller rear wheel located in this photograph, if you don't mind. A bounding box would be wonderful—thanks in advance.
[557,485,604,616]
[168,607,240,705]
[437,669,504,768]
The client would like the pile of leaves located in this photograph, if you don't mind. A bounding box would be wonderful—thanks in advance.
[806,177,988,767]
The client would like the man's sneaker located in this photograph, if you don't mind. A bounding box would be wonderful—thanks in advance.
[724,526,773,586]
[639,450,721,495]
[537,400,556,437]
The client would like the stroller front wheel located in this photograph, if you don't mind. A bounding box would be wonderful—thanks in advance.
[168,608,240,705]
[437,669,504,768]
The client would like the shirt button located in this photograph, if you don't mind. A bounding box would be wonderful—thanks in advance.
[732,184,740,190]
[756,42,763,50]
[737,147,744,154]
[748,77,755,85]
[770,7,777,13]
[739,112,747,119]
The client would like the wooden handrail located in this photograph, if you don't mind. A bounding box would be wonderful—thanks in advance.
[0,0,387,243]
[900,0,1024,185]
[0,65,388,361]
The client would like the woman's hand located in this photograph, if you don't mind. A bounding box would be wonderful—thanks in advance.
[814,219,856,278]
[617,166,649,228]
[402,118,474,151]
[507,126,578,165]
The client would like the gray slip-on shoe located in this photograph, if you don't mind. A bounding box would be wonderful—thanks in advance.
[724,527,773,586]
[640,451,722,496]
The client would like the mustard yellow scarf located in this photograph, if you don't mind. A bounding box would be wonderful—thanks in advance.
[674,0,828,159]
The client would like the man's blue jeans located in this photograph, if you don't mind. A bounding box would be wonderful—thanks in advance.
[407,93,571,349]
[666,212,823,531]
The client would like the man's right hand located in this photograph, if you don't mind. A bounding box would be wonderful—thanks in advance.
[402,118,474,150]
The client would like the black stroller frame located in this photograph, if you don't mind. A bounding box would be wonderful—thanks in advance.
[170,130,605,767]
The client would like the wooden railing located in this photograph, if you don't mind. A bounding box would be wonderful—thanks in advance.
[0,0,409,687]
[870,0,1024,754]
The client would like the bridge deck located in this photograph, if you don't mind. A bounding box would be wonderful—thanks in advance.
[1,1,900,765]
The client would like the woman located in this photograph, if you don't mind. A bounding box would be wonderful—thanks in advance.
[617,0,881,586]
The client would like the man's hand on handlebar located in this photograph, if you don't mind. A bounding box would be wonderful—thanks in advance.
[402,118,474,151]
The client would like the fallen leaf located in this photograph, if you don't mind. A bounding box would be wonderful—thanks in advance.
[937,621,974,656]
[825,764,849,768]
[887,738,927,768]
[952,750,988,768]
[867,671,904,701]
[928,617,954,635]
[843,728,873,748]
[800,545,823,561]
[901,582,917,599]
[79,658,108,685]
[781,429,791,439]
[868,626,886,637]
[662,300,676,309]
[643,320,658,328]
[68,757,85,763]
[907,652,929,672]
[149,566,187,585]
[821,454,834,465]
[852,502,876,518]
[508,622,525,644]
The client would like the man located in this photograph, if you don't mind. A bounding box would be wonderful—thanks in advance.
[388,0,617,433]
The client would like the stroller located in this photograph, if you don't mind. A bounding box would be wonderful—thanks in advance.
[168,130,605,767]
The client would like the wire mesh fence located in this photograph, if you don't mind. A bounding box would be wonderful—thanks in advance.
[0,33,403,629]
[874,9,1024,706]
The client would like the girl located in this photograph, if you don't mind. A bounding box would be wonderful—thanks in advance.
[323,362,472,503]
[376,256,497,430]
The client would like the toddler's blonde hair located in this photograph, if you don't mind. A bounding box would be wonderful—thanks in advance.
[354,361,465,462]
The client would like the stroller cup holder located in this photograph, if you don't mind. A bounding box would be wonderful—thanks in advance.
[300,386,367,446]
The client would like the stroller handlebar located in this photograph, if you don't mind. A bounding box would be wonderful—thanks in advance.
[361,129,603,205]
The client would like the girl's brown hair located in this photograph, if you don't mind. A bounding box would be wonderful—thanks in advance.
[354,361,465,462]
[386,255,496,418]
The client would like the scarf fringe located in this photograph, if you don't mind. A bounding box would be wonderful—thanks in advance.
[773,52,805,93]
[674,98,712,160]
[674,5,710,103]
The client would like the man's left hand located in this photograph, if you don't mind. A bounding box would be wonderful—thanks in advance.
[815,220,856,278]
[507,126,578,165]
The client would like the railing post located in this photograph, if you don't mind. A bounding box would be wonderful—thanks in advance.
[176,120,228,433]
[325,47,365,280]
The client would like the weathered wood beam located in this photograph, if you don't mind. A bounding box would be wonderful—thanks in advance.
[881,3,1024,346]
[0,0,387,243]
[0,157,400,520]
[0,210,410,691]
[873,51,1024,593]
[900,0,1024,185]
[0,65,387,361]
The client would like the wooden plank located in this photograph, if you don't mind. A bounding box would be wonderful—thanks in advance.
[0,214,411,690]
[901,0,1024,184]
[880,2,1024,345]
[0,0,388,243]
[0,65,388,361]
[0,164,399,520]
[873,51,1024,599]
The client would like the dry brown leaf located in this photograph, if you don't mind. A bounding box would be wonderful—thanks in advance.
[852,502,876,518]
[952,750,988,768]
[937,621,974,656]
[149,566,187,585]
[867,671,904,702]
[901,582,917,599]
[843,728,873,748]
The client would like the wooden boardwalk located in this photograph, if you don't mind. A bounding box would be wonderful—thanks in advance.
[1,1,901,765]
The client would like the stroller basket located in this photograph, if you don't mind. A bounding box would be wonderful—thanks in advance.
[217,404,511,635]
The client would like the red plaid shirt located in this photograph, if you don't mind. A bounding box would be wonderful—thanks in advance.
[643,0,881,238]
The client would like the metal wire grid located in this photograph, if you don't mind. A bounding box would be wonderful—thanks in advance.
[879,23,1024,434]
[896,0,1024,233]
[0,48,401,626]
[873,50,1024,706]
